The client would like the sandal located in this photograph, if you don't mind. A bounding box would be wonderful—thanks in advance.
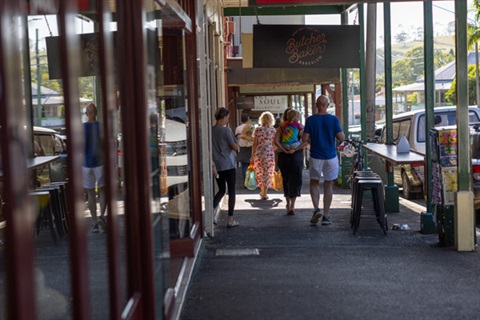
[287,210,295,216]
[227,220,240,228]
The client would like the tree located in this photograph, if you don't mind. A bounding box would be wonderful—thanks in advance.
[414,27,424,41]
[391,46,454,88]
[395,31,409,46]
[392,46,424,86]
[392,58,417,87]
[447,21,456,35]
[445,65,477,105]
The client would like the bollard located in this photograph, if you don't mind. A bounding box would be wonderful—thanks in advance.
[420,211,435,234]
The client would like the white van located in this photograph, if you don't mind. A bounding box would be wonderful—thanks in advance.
[376,106,480,199]
[33,126,68,185]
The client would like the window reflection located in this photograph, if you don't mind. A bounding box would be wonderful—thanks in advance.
[164,117,190,239]
[158,31,191,240]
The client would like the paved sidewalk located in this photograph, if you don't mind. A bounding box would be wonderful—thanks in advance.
[181,169,480,320]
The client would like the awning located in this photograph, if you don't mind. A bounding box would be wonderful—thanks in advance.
[392,82,451,93]
[32,96,92,106]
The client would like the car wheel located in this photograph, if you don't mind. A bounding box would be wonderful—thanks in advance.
[402,171,414,200]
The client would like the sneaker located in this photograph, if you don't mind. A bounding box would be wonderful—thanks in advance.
[322,216,332,225]
[98,217,107,231]
[310,209,323,225]
[90,224,100,233]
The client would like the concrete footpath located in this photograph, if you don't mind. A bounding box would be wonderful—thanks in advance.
[181,169,480,320]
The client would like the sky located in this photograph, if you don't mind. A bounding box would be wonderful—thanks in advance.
[28,1,473,50]
[27,15,95,50]
[305,1,473,46]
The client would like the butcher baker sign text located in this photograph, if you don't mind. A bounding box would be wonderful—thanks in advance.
[253,25,360,68]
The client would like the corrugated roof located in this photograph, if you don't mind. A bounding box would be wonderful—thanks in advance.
[392,82,451,92]
[31,83,61,97]
[418,51,480,82]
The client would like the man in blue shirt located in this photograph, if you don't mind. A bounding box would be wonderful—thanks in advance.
[302,95,345,226]
[83,103,107,233]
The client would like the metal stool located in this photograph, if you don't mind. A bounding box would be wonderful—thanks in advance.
[352,179,387,235]
[30,191,57,244]
[49,181,70,233]
[37,185,67,239]
[350,172,381,227]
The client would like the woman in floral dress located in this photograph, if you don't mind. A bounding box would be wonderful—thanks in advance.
[251,111,276,200]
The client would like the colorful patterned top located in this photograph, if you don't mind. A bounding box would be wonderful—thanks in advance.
[280,120,303,149]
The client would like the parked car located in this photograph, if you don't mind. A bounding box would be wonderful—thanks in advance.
[160,117,190,239]
[348,121,384,141]
[164,118,188,189]
[33,126,68,185]
[374,106,480,199]
[33,126,66,156]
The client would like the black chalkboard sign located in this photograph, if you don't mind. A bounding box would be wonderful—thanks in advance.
[253,25,360,68]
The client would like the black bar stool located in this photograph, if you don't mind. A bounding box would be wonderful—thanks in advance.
[350,172,381,227]
[30,191,57,244]
[49,181,69,233]
[352,178,387,235]
[37,185,67,239]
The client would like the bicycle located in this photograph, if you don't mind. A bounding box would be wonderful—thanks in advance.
[343,139,365,181]
[343,139,388,235]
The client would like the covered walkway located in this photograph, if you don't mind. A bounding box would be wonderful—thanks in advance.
[181,168,480,319]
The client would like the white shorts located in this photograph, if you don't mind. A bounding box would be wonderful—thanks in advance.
[82,166,105,189]
[309,157,339,181]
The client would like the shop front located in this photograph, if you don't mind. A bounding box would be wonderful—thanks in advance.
[0,0,225,319]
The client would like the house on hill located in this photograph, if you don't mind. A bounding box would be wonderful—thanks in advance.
[392,51,480,112]
[31,83,92,128]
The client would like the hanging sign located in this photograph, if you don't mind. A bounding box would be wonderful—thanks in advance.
[237,96,255,109]
[253,25,360,68]
[253,96,287,113]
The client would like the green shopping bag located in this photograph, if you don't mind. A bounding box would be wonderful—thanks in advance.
[244,164,257,190]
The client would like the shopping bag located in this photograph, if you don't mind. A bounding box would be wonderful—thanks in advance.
[244,165,257,190]
[272,170,283,192]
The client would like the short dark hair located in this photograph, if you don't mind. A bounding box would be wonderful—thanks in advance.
[241,114,249,123]
[282,107,293,121]
[215,107,229,121]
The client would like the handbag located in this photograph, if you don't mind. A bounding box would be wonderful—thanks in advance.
[272,170,283,192]
[244,164,257,190]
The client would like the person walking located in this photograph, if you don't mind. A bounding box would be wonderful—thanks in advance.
[251,111,276,200]
[302,95,345,225]
[275,109,306,215]
[235,113,254,183]
[83,103,107,233]
[212,107,240,228]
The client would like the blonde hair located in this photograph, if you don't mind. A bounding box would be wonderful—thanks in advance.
[259,111,274,127]
[287,109,300,122]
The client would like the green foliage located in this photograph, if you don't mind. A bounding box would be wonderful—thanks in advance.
[392,56,417,87]
[391,46,454,88]
[407,92,418,104]
[445,65,477,105]
[30,49,94,100]
[79,77,95,100]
